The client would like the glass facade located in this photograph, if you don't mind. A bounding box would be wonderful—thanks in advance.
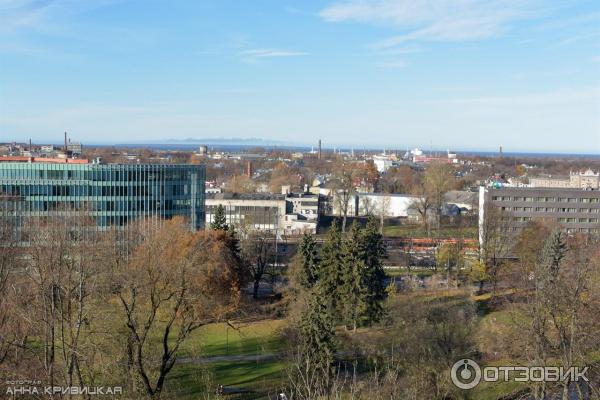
[0,162,205,234]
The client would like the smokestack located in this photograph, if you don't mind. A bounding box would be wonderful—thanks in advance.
[499,145,503,158]
[246,161,253,178]
[64,131,68,152]
[29,138,32,152]
[318,139,322,160]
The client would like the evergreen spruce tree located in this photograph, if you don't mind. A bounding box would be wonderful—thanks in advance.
[297,233,320,289]
[210,204,228,231]
[361,216,388,325]
[298,285,336,391]
[222,224,248,289]
[319,220,345,321]
[340,221,366,332]
[539,229,567,288]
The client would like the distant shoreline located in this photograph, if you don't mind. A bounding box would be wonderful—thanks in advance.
[100,143,600,159]
[3,141,598,159]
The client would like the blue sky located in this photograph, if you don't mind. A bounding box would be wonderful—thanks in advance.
[0,0,599,153]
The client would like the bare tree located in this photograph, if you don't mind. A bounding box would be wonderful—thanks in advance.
[331,164,356,232]
[423,162,454,230]
[241,230,276,299]
[0,199,27,368]
[359,196,375,216]
[509,232,600,399]
[226,174,256,193]
[114,218,244,398]
[409,185,433,235]
[24,212,105,392]
[478,202,513,296]
[378,194,391,234]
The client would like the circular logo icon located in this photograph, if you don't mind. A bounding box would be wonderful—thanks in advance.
[451,359,482,389]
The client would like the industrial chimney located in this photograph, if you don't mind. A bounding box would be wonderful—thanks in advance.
[318,139,322,160]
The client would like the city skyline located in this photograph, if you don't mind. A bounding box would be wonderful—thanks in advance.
[1,0,599,153]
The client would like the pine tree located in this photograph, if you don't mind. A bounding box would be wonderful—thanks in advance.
[319,220,345,321]
[340,221,366,332]
[297,233,320,289]
[210,204,228,231]
[298,285,336,391]
[361,216,388,325]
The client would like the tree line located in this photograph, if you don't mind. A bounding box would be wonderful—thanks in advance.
[0,213,248,399]
[286,217,388,398]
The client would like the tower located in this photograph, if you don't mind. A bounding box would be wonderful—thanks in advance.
[318,139,322,160]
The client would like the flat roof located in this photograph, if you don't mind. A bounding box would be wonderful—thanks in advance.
[0,156,89,164]
[206,192,286,201]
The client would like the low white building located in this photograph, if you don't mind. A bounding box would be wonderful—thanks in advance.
[206,191,321,235]
[357,193,421,217]
[206,193,288,231]
[286,193,321,220]
[332,192,422,217]
[372,155,394,173]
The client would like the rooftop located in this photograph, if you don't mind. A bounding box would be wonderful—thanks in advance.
[0,156,89,164]
[206,192,286,201]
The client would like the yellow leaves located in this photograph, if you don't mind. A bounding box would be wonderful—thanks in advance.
[469,260,489,283]
[123,217,244,324]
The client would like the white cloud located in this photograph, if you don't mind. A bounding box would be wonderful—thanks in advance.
[0,0,119,33]
[320,0,544,46]
[240,48,308,62]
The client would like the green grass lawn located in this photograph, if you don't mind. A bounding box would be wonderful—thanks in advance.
[168,359,287,400]
[168,319,288,399]
[179,319,287,357]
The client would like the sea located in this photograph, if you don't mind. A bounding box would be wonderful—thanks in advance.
[104,143,599,160]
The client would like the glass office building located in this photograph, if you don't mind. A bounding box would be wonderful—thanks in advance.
[0,161,205,235]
